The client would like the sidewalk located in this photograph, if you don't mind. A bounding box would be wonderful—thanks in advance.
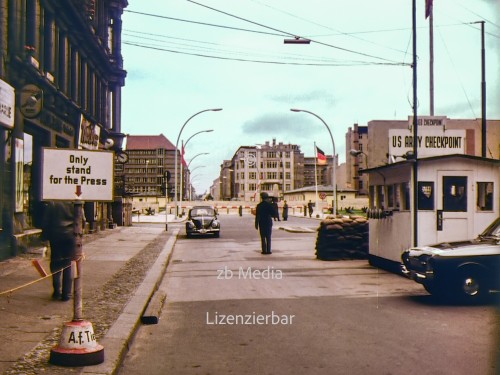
[0,225,178,375]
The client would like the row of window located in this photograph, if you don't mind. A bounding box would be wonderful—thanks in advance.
[21,0,120,127]
[235,172,293,180]
[369,180,494,212]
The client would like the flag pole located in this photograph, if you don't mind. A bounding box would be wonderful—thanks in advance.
[429,2,434,115]
[314,142,319,218]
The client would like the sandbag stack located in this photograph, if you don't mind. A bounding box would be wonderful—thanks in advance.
[315,216,369,260]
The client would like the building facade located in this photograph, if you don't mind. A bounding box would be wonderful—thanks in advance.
[229,139,305,201]
[0,0,128,259]
[344,117,500,197]
[124,134,182,211]
[303,155,335,188]
[345,123,368,194]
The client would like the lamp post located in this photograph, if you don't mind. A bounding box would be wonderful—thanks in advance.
[172,109,222,224]
[291,109,337,216]
[189,173,205,201]
[180,130,213,208]
[188,166,206,201]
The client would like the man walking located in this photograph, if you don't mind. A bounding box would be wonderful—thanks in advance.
[255,192,274,254]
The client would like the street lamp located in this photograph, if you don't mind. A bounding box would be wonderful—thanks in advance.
[291,109,337,216]
[180,130,213,206]
[189,173,205,201]
[349,149,368,168]
[172,108,222,224]
[187,152,209,169]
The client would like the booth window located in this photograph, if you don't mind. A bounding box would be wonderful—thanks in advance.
[477,182,493,211]
[369,186,375,208]
[443,176,467,212]
[387,184,395,208]
[401,182,410,210]
[418,181,434,210]
[376,185,385,209]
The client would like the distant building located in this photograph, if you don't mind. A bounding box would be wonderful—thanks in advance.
[345,117,500,197]
[219,160,233,200]
[228,139,305,201]
[345,124,368,194]
[124,134,182,207]
[303,155,335,188]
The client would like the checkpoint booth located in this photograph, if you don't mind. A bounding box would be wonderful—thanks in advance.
[361,154,500,268]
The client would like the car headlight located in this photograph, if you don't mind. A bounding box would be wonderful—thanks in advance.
[187,222,195,228]
[419,254,433,271]
[211,221,219,228]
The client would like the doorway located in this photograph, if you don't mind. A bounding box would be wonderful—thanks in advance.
[437,172,473,242]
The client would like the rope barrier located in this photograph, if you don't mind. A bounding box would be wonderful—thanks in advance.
[0,255,84,297]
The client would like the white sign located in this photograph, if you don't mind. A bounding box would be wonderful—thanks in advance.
[0,79,15,129]
[389,128,466,159]
[42,148,114,201]
[78,115,101,150]
[408,116,448,128]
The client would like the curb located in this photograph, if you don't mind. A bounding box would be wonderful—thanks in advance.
[79,229,179,375]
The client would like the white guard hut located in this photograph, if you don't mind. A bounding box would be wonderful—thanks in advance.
[362,154,500,268]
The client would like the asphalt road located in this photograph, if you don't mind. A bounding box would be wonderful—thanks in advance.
[119,214,499,375]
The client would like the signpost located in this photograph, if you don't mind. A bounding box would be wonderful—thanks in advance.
[43,148,113,367]
[42,148,113,201]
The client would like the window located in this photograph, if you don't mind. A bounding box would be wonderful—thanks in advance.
[477,182,493,211]
[443,176,467,212]
[418,181,434,210]
[369,186,375,208]
[376,186,385,209]
[387,185,395,208]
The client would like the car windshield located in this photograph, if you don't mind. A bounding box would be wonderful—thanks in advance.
[480,217,500,238]
[190,208,215,216]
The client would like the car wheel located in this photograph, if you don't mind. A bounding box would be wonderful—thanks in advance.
[455,268,487,303]
[214,232,220,238]
[186,232,191,238]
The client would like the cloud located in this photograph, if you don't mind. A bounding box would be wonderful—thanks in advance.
[241,113,322,137]
[270,89,336,107]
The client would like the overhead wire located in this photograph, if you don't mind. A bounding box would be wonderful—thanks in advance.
[123,41,403,67]
[123,29,404,66]
[186,0,409,66]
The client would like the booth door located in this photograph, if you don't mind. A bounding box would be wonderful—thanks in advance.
[436,172,474,243]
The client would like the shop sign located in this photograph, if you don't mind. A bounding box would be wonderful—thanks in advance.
[0,79,15,128]
[408,115,448,128]
[389,128,466,159]
[20,84,43,118]
[42,148,114,201]
[78,115,100,150]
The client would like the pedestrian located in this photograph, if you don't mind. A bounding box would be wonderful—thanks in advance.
[308,200,314,218]
[255,192,274,254]
[238,205,243,217]
[42,201,77,301]
[272,198,280,221]
[282,200,289,221]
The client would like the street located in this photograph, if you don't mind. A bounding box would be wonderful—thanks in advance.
[118,214,499,375]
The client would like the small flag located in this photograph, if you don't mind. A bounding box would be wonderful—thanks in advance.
[181,145,187,167]
[425,0,433,19]
[316,146,327,165]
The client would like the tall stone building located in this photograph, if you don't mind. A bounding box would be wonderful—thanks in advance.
[124,134,181,204]
[229,139,305,201]
[0,0,128,259]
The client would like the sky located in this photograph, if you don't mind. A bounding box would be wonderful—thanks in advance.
[120,0,500,194]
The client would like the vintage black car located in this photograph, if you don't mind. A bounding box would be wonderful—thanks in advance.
[185,206,220,238]
[401,217,500,303]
